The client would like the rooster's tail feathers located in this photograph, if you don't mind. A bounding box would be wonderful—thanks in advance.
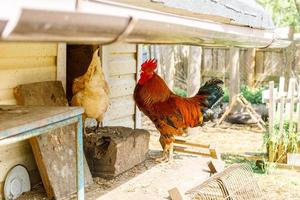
[197,78,224,108]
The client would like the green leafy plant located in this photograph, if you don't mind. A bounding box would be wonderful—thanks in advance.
[258,0,300,32]
[223,87,229,102]
[223,85,266,104]
[240,85,266,104]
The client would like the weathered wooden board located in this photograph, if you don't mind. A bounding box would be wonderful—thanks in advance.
[13,81,93,199]
[14,81,68,106]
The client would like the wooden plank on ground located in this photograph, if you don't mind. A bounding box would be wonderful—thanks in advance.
[207,159,225,174]
[168,187,183,200]
[13,81,93,199]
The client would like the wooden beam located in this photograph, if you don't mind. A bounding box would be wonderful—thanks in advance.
[228,47,240,104]
[135,44,142,129]
[56,43,66,92]
[245,48,256,87]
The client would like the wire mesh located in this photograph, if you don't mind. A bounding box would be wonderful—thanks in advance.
[186,164,264,200]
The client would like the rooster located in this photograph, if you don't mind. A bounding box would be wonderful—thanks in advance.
[134,59,224,161]
[71,49,109,130]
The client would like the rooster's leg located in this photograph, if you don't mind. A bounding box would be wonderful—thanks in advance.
[168,142,174,161]
[156,134,175,162]
[155,144,169,162]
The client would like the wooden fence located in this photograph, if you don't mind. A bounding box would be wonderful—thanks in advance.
[202,48,285,87]
[264,77,300,162]
[147,43,300,91]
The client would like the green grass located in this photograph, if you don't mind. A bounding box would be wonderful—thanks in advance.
[222,153,269,174]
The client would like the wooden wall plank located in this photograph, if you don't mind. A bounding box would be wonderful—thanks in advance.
[218,49,226,70]
[203,48,213,72]
[109,58,136,76]
[0,66,56,90]
[109,74,136,98]
[0,57,56,69]
[0,141,37,181]
[0,43,57,57]
[104,96,136,120]
[106,116,135,128]
[107,43,137,54]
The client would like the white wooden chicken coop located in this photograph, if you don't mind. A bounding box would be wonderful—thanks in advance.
[0,0,288,199]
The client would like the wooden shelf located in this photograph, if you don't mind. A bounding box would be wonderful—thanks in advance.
[0,105,83,140]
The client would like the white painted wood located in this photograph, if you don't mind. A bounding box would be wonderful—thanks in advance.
[109,74,136,98]
[107,116,135,128]
[56,43,66,92]
[109,57,136,76]
[278,77,285,135]
[102,43,137,128]
[105,99,135,120]
[107,43,137,53]
[269,81,274,136]
[286,78,296,119]
[288,78,296,133]
[135,45,142,129]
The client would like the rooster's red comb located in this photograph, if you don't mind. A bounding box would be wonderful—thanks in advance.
[141,58,157,71]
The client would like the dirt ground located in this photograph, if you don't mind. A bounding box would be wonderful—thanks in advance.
[143,115,300,200]
[17,115,300,200]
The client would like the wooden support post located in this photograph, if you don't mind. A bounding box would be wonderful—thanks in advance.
[209,144,221,160]
[288,78,296,133]
[228,47,240,104]
[268,81,275,162]
[135,44,143,129]
[246,48,256,87]
[186,46,202,135]
[278,77,285,135]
